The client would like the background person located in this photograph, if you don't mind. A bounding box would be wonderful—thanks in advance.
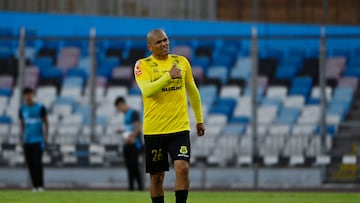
[19,87,48,192]
[115,96,144,191]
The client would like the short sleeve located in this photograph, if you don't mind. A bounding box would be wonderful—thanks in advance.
[40,106,47,117]
[18,108,23,120]
[131,110,140,122]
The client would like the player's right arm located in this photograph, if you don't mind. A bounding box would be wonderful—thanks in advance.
[18,108,24,144]
[134,60,180,98]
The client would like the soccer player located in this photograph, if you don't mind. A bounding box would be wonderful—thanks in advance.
[134,29,205,203]
[19,87,48,192]
[114,96,144,191]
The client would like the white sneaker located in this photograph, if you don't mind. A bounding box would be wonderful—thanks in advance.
[37,187,44,192]
[32,188,38,192]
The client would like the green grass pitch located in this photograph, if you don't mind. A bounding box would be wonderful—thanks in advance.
[0,191,359,203]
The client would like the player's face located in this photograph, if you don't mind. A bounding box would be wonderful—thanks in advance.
[24,92,34,105]
[148,31,170,58]
[116,103,126,113]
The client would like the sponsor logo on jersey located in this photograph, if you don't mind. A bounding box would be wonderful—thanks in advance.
[135,61,142,76]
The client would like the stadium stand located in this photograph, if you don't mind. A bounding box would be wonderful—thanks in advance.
[0,25,359,170]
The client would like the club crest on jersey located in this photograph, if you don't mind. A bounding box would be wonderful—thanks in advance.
[135,61,142,76]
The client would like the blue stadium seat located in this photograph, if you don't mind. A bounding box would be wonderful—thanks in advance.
[96,115,108,126]
[222,124,246,136]
[348,57,360,67]
[63,76,84,88]
[33,56,53,69]
[275,65,298,79]
[129,87,141,95]
[67,68,88,81]
[96,67,113,80]
[211,54,235,69]
[0,27,14,48]
[315,125,337,136]
[243,88,264,101]
[275,107,301,125]
[279,56,303,67]
[326,103,347,121]
[230,67,251,82]
[0,88,12,97]
[100,57,120,69]
[332,87,354,101]
[199,85,218,107]
[230,116,250,124]
[261,97,282,109]
[343,68,360,81]
[192,56,210,73]
[263,48,285,61]
[40,67,62,80]
[209,98,237,119]
[289,77,312,99]
[0,47,13,58]
[207,66,228,85]
[54,96,76,109]
[75,105,91,125]
[0,115,12,124]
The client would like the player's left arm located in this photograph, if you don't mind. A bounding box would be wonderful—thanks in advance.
[183,57,205,136]
[41,106,49,144]
[128,111,141,143]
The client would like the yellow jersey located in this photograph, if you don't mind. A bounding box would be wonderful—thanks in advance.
[134,54,203,135]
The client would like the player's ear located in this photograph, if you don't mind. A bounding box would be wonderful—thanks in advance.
[147,44,152,52]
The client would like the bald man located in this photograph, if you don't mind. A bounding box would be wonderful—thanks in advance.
[134,29,205,203]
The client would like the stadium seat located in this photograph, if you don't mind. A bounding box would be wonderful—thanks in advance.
[206,66,228,85]
[52,103,73,117]
[275,65,298,80]
[60,87,82,102]
[266,86,287,100]
[40,67,62,81]
[62,76,84,88]
[126,95,142,111]
[172,45,192,61]
[83,86,105,104]
[57,47,81,70]
[104,86,128,104]
[310,86,332,101]
[219,85,241,99]
[0,88,12,98]
[110,66,133,87]
[67,68,88,82]
[36,86,57,108]
[257,106,278,124]
[222,124,246,136]
[283,95,305,108]
[192,66,205,84]
[0,75,13,89]
[61,114,83,126]
[261,97,282,109]
[275,107,301,125]
[199,85,218,107]
[209,98,236,119]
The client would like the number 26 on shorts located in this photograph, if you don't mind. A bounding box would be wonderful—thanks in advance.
[151,149,163,162]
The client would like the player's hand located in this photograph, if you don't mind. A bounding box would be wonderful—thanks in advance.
[125,134,136,144]
[169,63,181,79]
[196,123,205,137]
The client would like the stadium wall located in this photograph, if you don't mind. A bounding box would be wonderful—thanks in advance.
[1,12,360,38]
[0,167,322,189]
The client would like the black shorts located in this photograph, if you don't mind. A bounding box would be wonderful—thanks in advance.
[144,130,190,174]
